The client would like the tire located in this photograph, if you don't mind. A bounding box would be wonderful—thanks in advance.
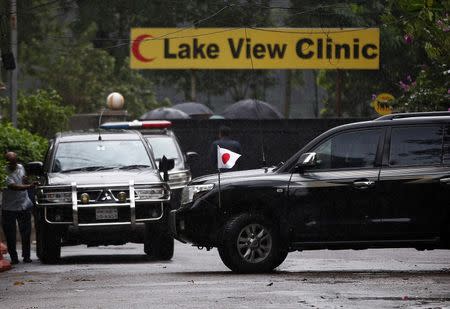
[218,213,283,273]
[271,250,288,270]
[144,223,174,260]
[38,219,61,264]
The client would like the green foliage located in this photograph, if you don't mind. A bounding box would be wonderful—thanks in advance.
[0,90,74,138]
[0,123,48,188]
[383,0,450,112]
[18,10,159,118]
[290,1,398,117]
[392,64,449,112]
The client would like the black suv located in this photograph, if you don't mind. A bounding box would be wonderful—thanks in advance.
[28,130,174,264]
[170,112,450,273]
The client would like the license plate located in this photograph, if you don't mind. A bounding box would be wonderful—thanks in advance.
[95,208,118,220]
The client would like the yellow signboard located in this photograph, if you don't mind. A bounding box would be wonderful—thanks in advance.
[130,28,379,70]
[371,93,394,115]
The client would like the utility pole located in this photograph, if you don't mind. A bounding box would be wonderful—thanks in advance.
[9,0,17,127]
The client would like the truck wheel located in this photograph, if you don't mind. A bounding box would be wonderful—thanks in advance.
[271,250,288,270]
[144,223,174,261]
[38,220,61,264]
[218,213,282,273]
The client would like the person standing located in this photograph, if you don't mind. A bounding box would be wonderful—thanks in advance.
[210,126,242,172]
[1,152,35,264]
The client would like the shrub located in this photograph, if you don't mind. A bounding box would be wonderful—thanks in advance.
[0,123,48,188]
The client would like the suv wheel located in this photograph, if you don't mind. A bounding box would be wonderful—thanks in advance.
[144,223,174,260]
[218,213,282,273]
[38,219,61,264]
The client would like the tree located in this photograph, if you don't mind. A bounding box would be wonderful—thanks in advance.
[72,0,277,103]
[0,123,48,188]
[0,89,74,138]
[12,1,159,118]
[19,21,159,118]
[383,0,449,112]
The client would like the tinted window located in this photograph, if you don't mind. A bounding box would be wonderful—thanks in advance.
[444,125,450,164]
[389,126,443,167]
[312,129,381,169]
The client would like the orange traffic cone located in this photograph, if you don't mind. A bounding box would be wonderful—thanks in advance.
[0,242,12,272]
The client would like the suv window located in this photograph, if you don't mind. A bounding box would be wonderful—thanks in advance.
[146,136,180,160]
[389,125,443,167]
[311,129,381,170]
[444,125,450,164]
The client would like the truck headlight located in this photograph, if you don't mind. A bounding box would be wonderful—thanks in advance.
[167,171,191,188]
[135,187,167,200]
[181,184,214,204]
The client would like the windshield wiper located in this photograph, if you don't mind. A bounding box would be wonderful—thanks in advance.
[118,164,151,170]
[60,166,113,173]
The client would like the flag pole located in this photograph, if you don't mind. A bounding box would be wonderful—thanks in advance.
[217,145,221,210]
[217,168,221,210]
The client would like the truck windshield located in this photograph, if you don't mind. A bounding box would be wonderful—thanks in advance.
[52,140,154,172]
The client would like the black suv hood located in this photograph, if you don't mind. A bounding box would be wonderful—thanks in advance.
[47,169,162,186]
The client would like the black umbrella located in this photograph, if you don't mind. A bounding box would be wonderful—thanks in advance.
[172,102,213,116]
[140,107,191,120]
[221,99,283,119]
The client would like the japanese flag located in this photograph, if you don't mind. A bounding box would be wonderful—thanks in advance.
[217,146,241,169]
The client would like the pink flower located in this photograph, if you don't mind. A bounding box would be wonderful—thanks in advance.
[404,34,413,44]
[371,94,377,100]
[399,81,410,92]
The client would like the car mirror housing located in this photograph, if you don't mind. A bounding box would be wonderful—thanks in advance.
[26,161,44,176]
[295,152,317,173]
[159,156,175,181]
[186,151,198,161]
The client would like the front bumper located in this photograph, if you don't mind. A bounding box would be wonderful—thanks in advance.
[169,204,218,247]
[37,181,169,227]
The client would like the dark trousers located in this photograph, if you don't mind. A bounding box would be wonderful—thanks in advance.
[1,209,31,261]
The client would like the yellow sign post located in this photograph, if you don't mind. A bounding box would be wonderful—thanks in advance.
[130,28,379,70]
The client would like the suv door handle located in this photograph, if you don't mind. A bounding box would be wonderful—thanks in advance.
[353,180,375,189]
[440,177,450,184]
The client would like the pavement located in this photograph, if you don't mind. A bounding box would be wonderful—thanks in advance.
[0,242,449,308]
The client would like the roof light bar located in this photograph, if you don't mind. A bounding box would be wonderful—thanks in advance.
[100,120,172,130]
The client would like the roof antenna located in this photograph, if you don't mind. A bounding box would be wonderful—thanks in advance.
[98,107,106,141]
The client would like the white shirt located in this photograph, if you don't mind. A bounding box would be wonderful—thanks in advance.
[1,164,33,211]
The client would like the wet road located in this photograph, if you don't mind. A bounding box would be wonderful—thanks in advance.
[1,242,449,308]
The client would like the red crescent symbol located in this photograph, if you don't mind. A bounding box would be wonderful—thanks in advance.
[132,34,155,62]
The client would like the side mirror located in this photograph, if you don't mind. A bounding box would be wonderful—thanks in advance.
[185,151,198,161]
[159,156,175,181]
[295,152,317,173]
[26,161,44,176]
